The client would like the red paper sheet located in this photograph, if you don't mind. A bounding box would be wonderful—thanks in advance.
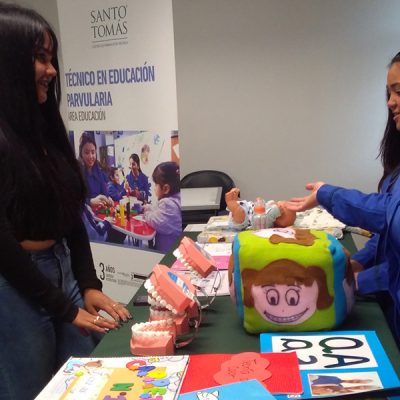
[179,352,303,395]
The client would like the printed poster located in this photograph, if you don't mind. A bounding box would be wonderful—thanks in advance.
[260,330,400,398]
[56,0,181,299]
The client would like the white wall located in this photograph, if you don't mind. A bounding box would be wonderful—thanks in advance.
[8,0,59,35]
[172,0,400,200]
[12,0,400,201]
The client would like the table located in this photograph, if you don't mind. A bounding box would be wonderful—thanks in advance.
[93,202,156,246]
[92,232,400,385]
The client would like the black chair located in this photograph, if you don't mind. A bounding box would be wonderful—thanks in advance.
[180,170,235,227]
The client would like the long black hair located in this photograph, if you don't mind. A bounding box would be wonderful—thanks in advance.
[129,153,142,173]
[378,52,400,190]
[0,3,85,234]
[79,131,98,167]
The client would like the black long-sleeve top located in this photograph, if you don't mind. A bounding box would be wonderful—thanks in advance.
[0,138,102,322]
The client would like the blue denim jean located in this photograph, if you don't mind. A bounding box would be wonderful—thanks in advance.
[0,240,100,400]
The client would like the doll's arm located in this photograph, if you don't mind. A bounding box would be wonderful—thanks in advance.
[274,200,297,227]
[225,188,246,224]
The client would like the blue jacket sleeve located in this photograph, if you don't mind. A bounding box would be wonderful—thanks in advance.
[107,182,125,201]
[357,261,389,294]
[143,174,151,198]
[317,184,390,234]
[351,234,378,269]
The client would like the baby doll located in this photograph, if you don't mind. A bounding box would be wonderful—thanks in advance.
[225,188,296,230]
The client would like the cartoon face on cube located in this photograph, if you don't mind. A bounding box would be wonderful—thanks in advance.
[243,259,334,326]
[228,228,355,332]
[251,281,320,324]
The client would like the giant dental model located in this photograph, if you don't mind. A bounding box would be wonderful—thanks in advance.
[130,264,201,356]
[173,236,217,278]
[173,236,221,308]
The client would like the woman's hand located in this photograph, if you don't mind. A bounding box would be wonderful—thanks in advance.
[350,259,364,273]
[285,181,326,212]
[72,307,120,334]
[84,288,132,325]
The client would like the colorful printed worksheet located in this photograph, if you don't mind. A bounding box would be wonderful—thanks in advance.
[36,356,189,400]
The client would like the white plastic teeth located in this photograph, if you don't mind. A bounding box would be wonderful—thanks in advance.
[147,297,161,308]
[144,279,153,291]
[150,308,184,319]
[173,248,191,268]
[188,267,202,279]
[145,278,178,314]
[172,248,183,259]
[173,248,200,278]
[150,308,172,318]
[131,320,173,338]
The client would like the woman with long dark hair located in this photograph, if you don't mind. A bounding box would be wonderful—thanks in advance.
[79,131,113,207]
[0,4,131,398]
[126,152,151,201]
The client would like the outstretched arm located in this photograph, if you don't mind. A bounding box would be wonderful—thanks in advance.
[285,182,325,212]
[286,182,390,234]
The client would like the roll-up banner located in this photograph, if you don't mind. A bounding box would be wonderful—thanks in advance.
[57,0,181,303]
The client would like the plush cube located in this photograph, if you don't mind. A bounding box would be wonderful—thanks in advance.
[228,228,354,333]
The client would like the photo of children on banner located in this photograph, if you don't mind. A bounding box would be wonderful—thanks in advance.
[174,236,222,308]
[106,167,127,201]
[142,161,182,252]
[79,131,126,244]
[131,264,202,356]
[225,187,297,230]
[229,227,355,333]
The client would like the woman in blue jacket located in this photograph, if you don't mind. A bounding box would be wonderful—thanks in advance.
[349,52,400,295]
[287,52,400,345]
[79,131,113,208]
[126,153,151,202]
